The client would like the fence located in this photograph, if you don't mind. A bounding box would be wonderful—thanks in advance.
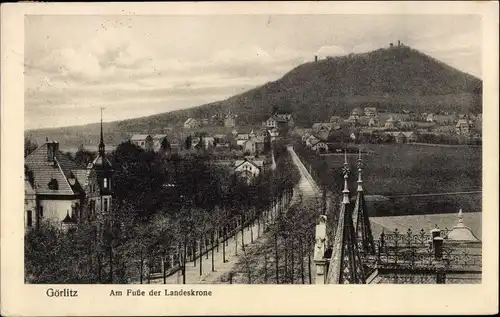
[370,228,482,283]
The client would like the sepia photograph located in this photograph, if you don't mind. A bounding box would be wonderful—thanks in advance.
[2,1,499,316]
[23,13,484,286]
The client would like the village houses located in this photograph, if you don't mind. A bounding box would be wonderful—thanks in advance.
[364,107,378,117]
[264,113,294,129]
[456,118,473,136]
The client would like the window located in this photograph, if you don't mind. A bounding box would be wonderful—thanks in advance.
[103,178,108,188]
[39,206,44,218]
[27,210,32,227]
[103,198,108,212]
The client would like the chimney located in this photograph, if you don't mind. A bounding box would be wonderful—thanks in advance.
[398,40,401,47]
[314,55,318,63]
[430,228,441,239]
[433,237,444,259]
[46,141,59,162]
[389,43,393,48]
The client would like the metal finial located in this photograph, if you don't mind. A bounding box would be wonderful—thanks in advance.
[457,209,464,226]
[342,172,350,204]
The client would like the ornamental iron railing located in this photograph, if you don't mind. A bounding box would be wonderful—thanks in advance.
[373,228,482,271]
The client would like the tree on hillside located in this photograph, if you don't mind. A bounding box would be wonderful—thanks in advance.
[195,136,204,150]
[74,145,97,167]
[160,137,171,152]
[185,135,193,150]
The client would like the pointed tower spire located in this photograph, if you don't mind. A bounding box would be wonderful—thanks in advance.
[352,146,375,255]
[98,106,105,156]
[326,149,366,284]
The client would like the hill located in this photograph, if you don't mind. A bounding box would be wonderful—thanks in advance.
[25,45,482,149]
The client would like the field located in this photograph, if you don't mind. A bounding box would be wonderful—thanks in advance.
[329,143,482,195]
[308,143,482,216]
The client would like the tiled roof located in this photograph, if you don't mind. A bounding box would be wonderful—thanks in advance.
[446,210,480,241]
[25,143,87,196]
[272,114,292,122]
[234,159,263,169]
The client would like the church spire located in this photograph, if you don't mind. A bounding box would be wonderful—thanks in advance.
[98,106,105,156]
[352,146,375,255]
[326,149,366,284]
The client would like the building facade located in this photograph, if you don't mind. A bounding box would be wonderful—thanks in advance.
[130,134,154,151]
[24,112,114,232]
[224,113,236,128]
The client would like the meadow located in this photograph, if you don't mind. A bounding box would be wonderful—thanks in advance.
[327,143,482,195]
[297,142,482,216]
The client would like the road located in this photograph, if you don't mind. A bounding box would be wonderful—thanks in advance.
[147,145,321,284]
[148,201,281,284]
[287,145,321,196]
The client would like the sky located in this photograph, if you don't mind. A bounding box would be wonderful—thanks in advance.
[24,14,482,130]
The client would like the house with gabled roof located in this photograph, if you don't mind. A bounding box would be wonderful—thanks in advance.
[264,113,294,129]
[224,112,236,128]
[311,139,328,153]
[130,134,154,151]
[184,118,200,129]
[25,113,114,231]
[24,141,89,228]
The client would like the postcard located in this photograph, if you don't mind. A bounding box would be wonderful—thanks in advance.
[1,1,498,316]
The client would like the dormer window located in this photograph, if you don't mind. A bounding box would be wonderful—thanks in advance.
[48,178,59,190]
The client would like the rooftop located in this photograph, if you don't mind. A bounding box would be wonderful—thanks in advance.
[25,142,87,196]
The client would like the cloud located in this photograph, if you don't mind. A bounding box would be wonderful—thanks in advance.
[24,15,481,129]
[316,45,348,58]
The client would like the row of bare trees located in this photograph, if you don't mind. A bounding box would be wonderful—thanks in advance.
[25,139,299,284]
[228,193,321,285]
